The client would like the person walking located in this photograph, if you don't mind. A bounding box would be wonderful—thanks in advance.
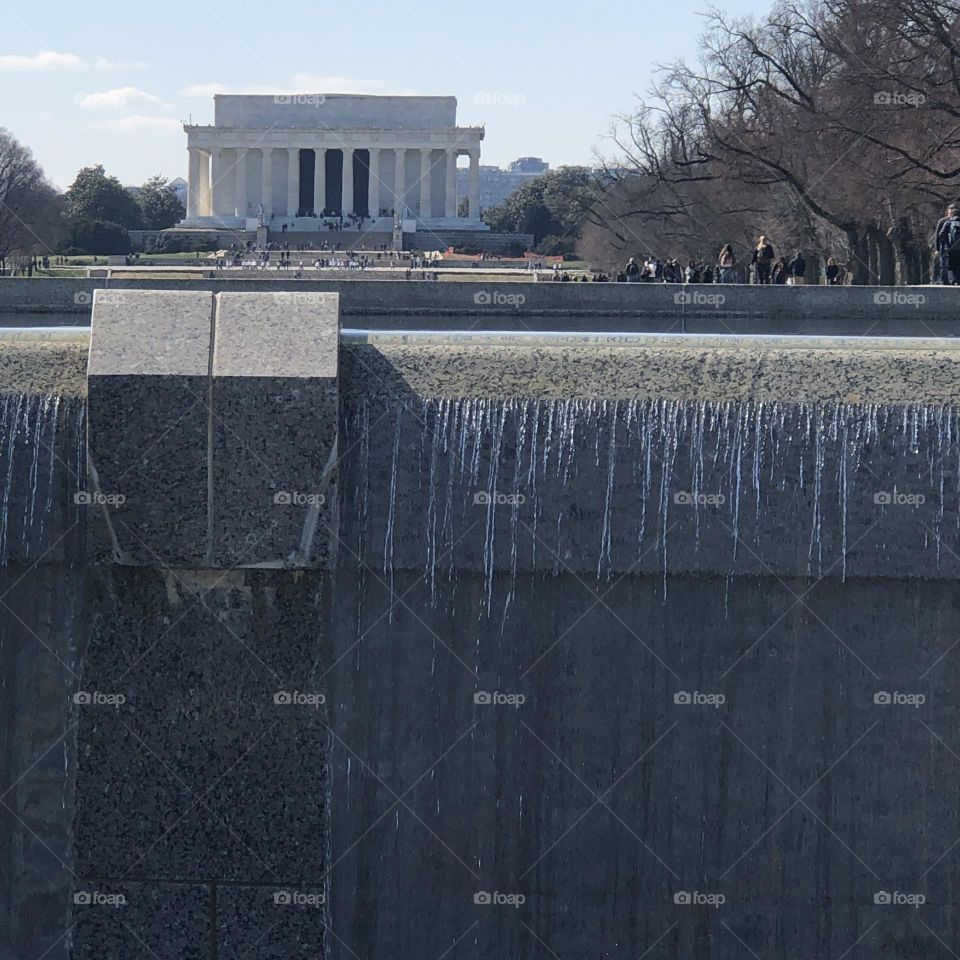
[772,258,788,284]
[936,208,960,284]
[788,251,807,285]
[717,244,736,283]
[934,204,957,284]
[625,257,641,282]
[751,235,776,284]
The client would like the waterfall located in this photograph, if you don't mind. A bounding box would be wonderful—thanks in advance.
[344,397,960,617]
[0,393,86,565]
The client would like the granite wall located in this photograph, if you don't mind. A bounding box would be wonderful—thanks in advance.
[3,312,960,959]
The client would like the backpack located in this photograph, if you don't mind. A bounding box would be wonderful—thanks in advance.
[947,218,960,253]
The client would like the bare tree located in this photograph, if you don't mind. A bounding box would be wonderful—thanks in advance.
[594,0,960,283]
[0,129,62,275]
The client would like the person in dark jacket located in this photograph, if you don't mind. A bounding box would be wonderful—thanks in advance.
[826,257,842,285]
[624,257,641,282]
[788,252,807,285]
[936,209,960,284]
[934,204,957,284]
[751,235,776,284]
[772,258,788,284]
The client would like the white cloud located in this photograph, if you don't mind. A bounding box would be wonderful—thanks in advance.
[0,50,85,70]
[75,86,170,109]
[94,115,182,131]
[0,50,147,71]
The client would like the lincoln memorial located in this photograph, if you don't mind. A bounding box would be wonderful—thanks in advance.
[178,94,487,232]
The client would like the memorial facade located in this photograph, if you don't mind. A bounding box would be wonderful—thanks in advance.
[178,94,487,231]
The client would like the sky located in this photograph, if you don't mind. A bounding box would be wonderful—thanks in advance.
[2,0,767,191]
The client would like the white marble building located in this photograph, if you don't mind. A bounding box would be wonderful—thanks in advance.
[178,94,487,231]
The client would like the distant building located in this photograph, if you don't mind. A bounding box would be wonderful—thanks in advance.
[168,177,188,206]
[458,156,550,212]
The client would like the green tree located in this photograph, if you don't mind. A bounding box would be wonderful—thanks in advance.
[68,220,132,255]
[483,167,598,251]
[64,165,143,230]
[136,174,185,229]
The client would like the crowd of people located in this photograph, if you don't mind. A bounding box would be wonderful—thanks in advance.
[618,238,847,285]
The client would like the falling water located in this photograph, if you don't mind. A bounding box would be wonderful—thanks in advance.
[342,397,960,618]
[0,393,86,565]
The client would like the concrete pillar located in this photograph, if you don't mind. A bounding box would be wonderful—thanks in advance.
[468,149,481,219]
[368,148,380,217]
[419,148,432,220]
[235,148,248,219]
[198,150,212,217]
[287,147,300,217]
[393,148,406,216]
[314,148,326,215]
[341,148,354,216]
[260,147,273,220]
[187,148,201,219]
[445,149,457,219]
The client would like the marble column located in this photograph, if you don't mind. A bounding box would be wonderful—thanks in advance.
[314,148,326,216]
[393,148,406,216]
[260,147,273,219]
[341,148,354,216]
[445,148,458,219]
[468,149,481,219]
[235,148,248,219]
[187,148,201,219]
[419,148,432,219]
[287,148,300,217]
[198,150,212,217]
[368,148,380,217]
[211,148,229,217]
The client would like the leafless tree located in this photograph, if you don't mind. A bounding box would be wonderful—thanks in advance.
[0,129,62,275]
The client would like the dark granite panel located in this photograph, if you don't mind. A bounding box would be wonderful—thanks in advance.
[73,568,328,883]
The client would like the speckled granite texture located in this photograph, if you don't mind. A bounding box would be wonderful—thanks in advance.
[345,334,960,403]
[84,290,340,567]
